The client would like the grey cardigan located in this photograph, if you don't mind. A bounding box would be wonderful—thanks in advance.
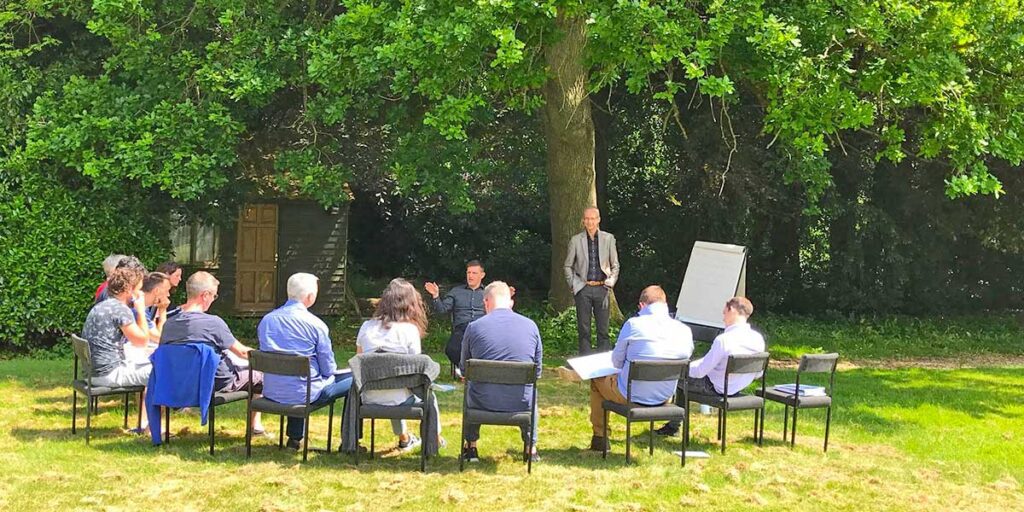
[341,352,441,455]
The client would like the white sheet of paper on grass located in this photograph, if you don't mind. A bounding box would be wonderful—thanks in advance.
[566,351,620,380]
[673,450,711,459]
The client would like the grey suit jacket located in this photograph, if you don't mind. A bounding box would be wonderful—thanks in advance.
[563,230,620,295]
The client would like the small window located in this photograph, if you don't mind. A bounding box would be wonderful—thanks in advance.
[170,213,220,267]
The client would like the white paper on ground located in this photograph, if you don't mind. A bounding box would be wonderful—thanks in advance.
[431,384,456,392]
[566,351,620,380]
[672,450,711,459]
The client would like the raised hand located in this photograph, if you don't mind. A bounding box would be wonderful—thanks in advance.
[424,281,440,299]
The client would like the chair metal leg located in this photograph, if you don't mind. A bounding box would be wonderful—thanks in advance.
[753,409,759,444]
[164,407,171,445]
[71,390,78,435]
[602,409,609,459]
[327,403,335,453]
[137,391,143,429]
[649,421,654,456]
[123,394,130,429]
[419,415,426,473]
[824,406,832,452]
[91,396,99,415]
[782,405,789,442]
[370,419,375,458]
[85,394,92,445]
[625,420,632,464]
[355,419,361,465]
[278,415,284,449]
[716,408,722,440]
[759,405,766,446]
[302,414,310,462]
[527,435,534,475]
[209,402,216,455]
[682,407,689,468]
[720,409,727,454]
[245,403,253,459]
[459,417,466,472]
[791,406,798,448]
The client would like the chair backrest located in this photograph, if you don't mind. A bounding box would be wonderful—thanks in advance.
[726,352,770,375]
[627,359,689,383]
[70,334,94,378]
[249,351,311,378]
[798,353,839,374]
[465,359,538,385]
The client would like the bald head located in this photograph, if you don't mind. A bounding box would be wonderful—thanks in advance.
[582,207,601,235]
[639,285,667,306]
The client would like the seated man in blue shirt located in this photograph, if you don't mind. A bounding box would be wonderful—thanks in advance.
[587,285,693,451]
[460,281,543,463]
[258,273,352,450]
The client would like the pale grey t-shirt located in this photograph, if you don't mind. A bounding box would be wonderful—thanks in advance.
[81,298,135,376]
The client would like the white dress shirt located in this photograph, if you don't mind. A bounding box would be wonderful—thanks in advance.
[689,322,765,394]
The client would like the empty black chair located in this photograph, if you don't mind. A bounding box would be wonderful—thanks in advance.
[757,353,838,451]
[687,352,770,454]
[245,351,340,462]
[70,334,144,444]
[459,359,539,473]
[602,359,691,466]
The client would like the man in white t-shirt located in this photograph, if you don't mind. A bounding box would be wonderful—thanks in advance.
[656,296,765,436]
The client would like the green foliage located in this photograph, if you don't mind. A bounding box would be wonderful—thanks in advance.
[0,159,169,348]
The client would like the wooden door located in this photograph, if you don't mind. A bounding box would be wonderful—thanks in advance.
[235,203,278,312]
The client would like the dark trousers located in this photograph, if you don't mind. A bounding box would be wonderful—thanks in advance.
[445,323,469,370]
[574,285,610,354]
[286,374,354,441]
[665,376,721,430]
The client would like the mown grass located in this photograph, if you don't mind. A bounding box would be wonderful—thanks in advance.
[1,354,1022,511]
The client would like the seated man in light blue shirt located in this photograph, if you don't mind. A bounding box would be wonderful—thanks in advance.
[587,285,693,451]
[257,272,352,450]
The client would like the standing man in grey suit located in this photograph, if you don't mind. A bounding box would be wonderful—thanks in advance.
[564,207,620,354]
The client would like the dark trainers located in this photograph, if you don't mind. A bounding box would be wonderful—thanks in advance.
[398,434,421,452]
[589,435,609,451]
[462,445,480,462]
[655,423,679,437]
[285,438,301,450]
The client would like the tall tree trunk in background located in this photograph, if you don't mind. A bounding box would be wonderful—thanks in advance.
[592,89,612,213]
[543,11,596,310]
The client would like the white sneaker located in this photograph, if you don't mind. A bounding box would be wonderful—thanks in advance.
[398,434,421,452]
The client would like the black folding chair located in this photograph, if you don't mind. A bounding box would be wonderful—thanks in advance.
[602,359,691,466]
[757,353,838,451]
[245,351,339,462]
[459,359,539,473]
[70,334,144,444]
[687,352,770,454]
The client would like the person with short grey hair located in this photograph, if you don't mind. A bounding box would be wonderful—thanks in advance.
[94,253,127,301]
[460,280,543,463]
[259,272,352,449]
[161,271,268,434]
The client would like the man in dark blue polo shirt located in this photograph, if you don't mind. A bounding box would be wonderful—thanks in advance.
[459,281,543,463]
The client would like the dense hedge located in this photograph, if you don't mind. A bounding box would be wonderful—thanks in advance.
[0,167,169,349]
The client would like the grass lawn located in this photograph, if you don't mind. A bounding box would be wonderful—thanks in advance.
[1,354,1022,511]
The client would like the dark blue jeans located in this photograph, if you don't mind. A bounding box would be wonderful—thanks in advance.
[286,374,353,441]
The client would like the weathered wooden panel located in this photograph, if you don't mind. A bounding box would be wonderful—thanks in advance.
[277,201,349,316]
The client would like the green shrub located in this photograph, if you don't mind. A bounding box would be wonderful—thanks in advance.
[0,168,169,349]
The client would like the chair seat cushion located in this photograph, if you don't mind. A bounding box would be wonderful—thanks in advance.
[603,400,686,421]
[464,408,532,426]
[212,391,248,406]
[359,403,424,420]
[250,396,336,415]
[757,388,832,408]
[688,392,764,410]
[73,380,144,396]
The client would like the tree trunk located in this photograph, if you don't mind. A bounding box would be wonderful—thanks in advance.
[543,11,596,310]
